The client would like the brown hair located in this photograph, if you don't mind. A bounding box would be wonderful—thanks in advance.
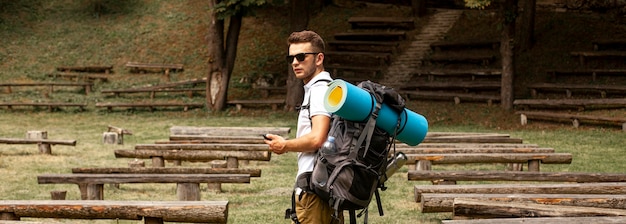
[287,30,325,53]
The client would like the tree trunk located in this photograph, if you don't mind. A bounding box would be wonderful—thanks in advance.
[207,0,225,111]
[518,0,536,51]
[500,0,518,110]
[285,0,310,111]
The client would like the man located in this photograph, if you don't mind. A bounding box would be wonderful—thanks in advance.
[264,30,342,224]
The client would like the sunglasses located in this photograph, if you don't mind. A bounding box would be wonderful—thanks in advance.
[286,52,319,63]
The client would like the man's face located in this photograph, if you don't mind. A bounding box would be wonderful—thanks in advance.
[288,42,321,83]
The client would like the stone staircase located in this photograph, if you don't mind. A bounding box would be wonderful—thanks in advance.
[381,9,464,88]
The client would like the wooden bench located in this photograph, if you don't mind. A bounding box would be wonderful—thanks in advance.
[333,31,407,41]
[442,216,626,224]
[425,132,511,138]
[527,82,626,98]
[407,170,626,183]
[424,53,497,66]
[545,68,626,81]
[325,64,383,82]
[252,86,286,98]
[114,149,271,167]
[400,81,501,92]
[401,90,500,105]
[163,135,277,144]
[570,50,626,65]
[0,102,88,112]
[169,126,291,137]
[398,146,554,171]
[396,146,555,155]
[56,65,113,74]
[0,82,94,95]
[72,167,261,177]
[227,99,285,111]
[400,142,539,148]
[348,16,415,30]
[430,40,500,52]
[101,78,207,98]
[452,198,626,220]
[131,143,269,167]
[0,137,76,154]
[101,87,204,99]
[325,51,392,66]
[103,125,133,144]
[125,62,184,81]
[411,68,501,82]
[327,40,400,53]
[46,73,109,82]
[421,136,523,144]
[414,182,626,202]
[422,194,626,214]
[95,102,204,112]
[405,153,572,172]
[517,111,626,131]
[592,38,626,51]
[0,200,227,223]
[72,166,262,193]
[513,98,626,111]
[37,173,249,201]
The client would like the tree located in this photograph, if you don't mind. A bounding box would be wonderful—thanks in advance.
[284,0,326,111]
[464,0,529,110]
[284,0,310,111]
[206,0,276,111]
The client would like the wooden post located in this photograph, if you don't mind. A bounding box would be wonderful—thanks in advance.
[226,157,239,168]
[416,160,432,171]
[128,159,145,167]
[176,183,200,201]
[506,163,524,171]
[38,143,52,154]
[152,157,165,167]
[528,160,540,172]
[26,130,47,139]
[164,69,171,82]
[50,190,67,200]
[102,132,119,144]
[208,161,226,192]
[27,130,51,154]
[0,212,19,220]
[86,184,104,200]
[145,217,165,224]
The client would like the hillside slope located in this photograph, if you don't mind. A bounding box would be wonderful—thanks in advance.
[0,1,625,130]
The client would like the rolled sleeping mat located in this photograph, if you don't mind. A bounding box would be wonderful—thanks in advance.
[324,79,428,146]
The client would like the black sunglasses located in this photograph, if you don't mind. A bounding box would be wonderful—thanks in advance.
[286,52,319,63]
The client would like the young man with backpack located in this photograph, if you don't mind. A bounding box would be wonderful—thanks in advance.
[264,30,343,224]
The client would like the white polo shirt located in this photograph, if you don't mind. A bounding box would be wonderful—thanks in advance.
[296,72,332,178]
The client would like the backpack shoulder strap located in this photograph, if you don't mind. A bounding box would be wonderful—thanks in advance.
[300,79,332,126]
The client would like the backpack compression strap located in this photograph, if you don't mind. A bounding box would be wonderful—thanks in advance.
[352,94,382,159]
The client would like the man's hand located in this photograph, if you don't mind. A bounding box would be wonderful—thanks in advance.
[263,133,288,154]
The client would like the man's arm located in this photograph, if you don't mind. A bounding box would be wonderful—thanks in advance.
[265,115,330,154]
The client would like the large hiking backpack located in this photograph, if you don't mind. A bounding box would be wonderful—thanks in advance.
[310,80,406,224]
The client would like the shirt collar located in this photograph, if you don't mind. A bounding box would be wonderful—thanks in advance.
[304,71,332,90]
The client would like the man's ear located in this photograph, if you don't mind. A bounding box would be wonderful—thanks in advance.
[316,53,324,66]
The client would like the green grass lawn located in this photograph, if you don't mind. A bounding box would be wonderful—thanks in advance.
[0,109,624,223]
[2,1,626,223]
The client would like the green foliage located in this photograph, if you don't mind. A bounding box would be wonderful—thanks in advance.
[212,0,283,19]
[464,0,492,9]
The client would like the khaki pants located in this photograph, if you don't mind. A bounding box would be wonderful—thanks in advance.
[294,191,343,224]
